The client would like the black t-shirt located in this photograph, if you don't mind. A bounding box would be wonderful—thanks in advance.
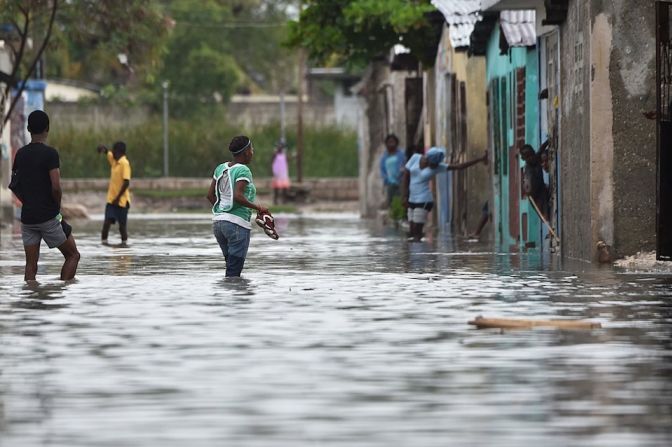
[12,142,61,224]
[523,162,547,203]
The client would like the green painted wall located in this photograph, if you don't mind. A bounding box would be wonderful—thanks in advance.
[523,46,542,249]
[485,24,542,251]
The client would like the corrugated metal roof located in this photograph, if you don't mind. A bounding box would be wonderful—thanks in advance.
[500,10,536,47]
[431,0,482,49]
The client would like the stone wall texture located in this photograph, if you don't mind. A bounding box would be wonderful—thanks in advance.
[559,0,656,261]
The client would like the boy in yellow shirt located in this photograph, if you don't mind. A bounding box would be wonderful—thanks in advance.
[97,142,131,244]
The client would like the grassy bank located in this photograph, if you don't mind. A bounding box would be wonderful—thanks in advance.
[51,115,358,179]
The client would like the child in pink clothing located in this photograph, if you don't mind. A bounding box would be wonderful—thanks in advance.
[271,141,291,204]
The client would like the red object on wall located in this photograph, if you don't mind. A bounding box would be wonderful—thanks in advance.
[509,68,526,243]
[509,149,520,242]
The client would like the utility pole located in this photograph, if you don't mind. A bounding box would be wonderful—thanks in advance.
[162,81,169,177]
[296,0,305,183]
[280,89,286,144]
[296,52,304,183]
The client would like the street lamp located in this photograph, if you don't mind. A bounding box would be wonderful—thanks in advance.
[162,81,169,177]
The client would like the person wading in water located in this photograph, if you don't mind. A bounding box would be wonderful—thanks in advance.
[207,135,270,277]
[10,110,80,281]
[97,141,132,245]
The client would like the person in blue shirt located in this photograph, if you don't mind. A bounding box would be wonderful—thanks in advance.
[379,134,406,207]
[402,147,487,241]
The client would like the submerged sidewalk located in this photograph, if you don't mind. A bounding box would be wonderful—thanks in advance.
[615,251,672,274]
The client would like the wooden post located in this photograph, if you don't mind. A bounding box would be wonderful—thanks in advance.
[296,0,305,183]
[162,81,169,177]
[297,49,304,183]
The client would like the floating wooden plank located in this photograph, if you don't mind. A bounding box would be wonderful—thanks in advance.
[468,316,602,330]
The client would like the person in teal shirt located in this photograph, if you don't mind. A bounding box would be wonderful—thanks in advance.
[379,134,406,207]
[207,135,269,277]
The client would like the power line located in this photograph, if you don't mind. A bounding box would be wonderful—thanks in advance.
[175,20,287,29]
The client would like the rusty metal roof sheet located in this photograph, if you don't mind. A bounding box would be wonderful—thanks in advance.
[500,10,536,47]
[431,0,482,49]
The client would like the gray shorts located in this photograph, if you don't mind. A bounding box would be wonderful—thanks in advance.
[408,207,429,224]
[407,202,434,224]
[21,217,67,248]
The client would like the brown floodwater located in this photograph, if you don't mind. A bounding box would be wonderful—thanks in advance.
[0,213,671,446]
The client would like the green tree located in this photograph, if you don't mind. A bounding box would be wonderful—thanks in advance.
[0,0,59,131]
[158,0,295,111]
[222,0,296,94]
[158,0,241,109]
[287,0,440,67]
[48,0,169,86]
[0,0,170,131]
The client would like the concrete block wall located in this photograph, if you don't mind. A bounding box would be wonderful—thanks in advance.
[47,101,351,132]
[61,177,359,202]
[601,0,656,258]
[463,56,490,236]
[559,0,656,261]
[560,0,593,261]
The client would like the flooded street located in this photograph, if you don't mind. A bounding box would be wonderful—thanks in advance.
[0,214,671,446]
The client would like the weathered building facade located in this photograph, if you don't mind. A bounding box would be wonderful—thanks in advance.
[473,10,544,251]
[355,0,662,262]
[432,19,490,236]
[355,60,424,218]
[561,0,656,261]
[357,2,492,235]
[483,0,658,261]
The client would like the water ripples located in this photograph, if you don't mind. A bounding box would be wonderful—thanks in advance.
[0,214,671,446]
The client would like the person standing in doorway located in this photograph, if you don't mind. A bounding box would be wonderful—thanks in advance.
[271,140,291,205]
[207,135,270,277]
[97,142,132,245]
[520,143,549,220]
[402,147,487,241]
[10,110,80,281]
[379,134,406,208]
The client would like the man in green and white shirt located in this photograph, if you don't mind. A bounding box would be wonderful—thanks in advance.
[207,135,269,277]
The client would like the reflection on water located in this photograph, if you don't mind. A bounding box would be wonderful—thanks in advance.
[215,277,255,298]
[0,214,671,447]
[9,281,70,310]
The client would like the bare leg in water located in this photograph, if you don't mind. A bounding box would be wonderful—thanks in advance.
[101,218,114,244]
[469,213,489,239]
[119,222,128,244]
[57,236,80,280]
[408,222,424,242]
[23,244,40,281]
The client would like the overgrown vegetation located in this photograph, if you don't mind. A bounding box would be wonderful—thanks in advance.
[50,112,358,179]
[0,0,171,130]
[43,0,297,110]
[389,196,405,221]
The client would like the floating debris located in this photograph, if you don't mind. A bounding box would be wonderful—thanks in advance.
[468,316,602,330]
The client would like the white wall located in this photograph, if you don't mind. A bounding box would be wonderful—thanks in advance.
[0,43,14,222]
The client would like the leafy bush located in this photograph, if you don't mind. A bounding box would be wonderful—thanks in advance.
[389,196,406,221]
[51,114,358,179]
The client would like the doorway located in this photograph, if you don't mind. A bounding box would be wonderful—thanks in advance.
[656,1,672,260]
